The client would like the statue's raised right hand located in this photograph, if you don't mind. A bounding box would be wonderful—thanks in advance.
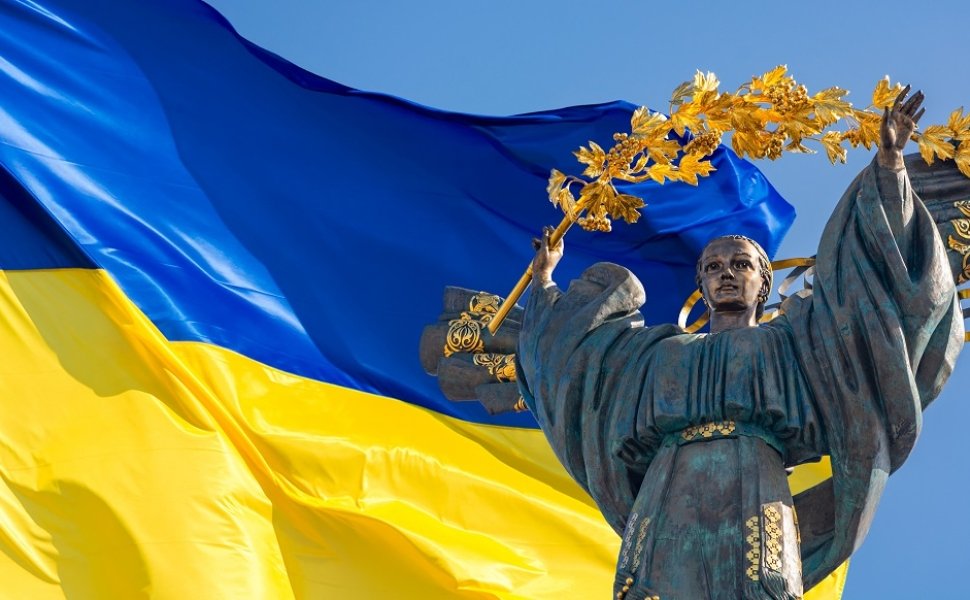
[877,85,925,171]
[532,225,564,287]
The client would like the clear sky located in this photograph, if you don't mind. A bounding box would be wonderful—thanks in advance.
[204,1,970,597]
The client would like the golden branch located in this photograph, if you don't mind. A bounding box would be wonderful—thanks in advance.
[486,67,970,333]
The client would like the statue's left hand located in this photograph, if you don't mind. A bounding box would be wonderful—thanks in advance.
[877,85,925,171]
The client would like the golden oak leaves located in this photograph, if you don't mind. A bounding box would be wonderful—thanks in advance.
[548,67,970,235]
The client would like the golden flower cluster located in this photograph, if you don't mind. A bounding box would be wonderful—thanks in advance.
[548,66,970,232]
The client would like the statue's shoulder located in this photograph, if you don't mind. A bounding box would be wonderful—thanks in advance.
[563,262,646,311]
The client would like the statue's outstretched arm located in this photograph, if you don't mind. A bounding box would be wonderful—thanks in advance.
[875,86,925,259]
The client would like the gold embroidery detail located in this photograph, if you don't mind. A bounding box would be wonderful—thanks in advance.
[763,505,784,572]
[631,517,650,571]
[472,353,517,382]
[512,396,528,412]
[469,292,501,317]
[948,202,970,283]
[681,420,736,441]
[444,313,485,357]
[745,516,761,581]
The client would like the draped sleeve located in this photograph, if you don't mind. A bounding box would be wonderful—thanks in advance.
[516,263,680,534]
[782,160,964,588]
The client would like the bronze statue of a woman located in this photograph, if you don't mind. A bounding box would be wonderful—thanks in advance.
[514,87,963,599]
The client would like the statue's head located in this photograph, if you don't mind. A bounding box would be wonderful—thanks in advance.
[695,235,772,319]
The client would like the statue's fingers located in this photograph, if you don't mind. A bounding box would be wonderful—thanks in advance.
[532,237,541,251]
[913,107,926,124]
[892,84,911,111]
[901,90,924,116]
[541,226,554,250]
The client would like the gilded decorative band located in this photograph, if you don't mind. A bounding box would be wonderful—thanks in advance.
[472,353,517,382]
[671,420,783,456]
[762,505,783,572]
[680,420,736,441]
[468,292,501,315]
[946,200,970,283]
[444,313,485,357]
[745,515,761,581]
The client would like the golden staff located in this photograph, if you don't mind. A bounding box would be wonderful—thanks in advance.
[486,211,578,335]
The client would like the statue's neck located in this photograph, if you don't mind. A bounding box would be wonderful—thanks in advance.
[708,308,758,333]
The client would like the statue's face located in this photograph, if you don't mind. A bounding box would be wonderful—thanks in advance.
[698,238,764,312]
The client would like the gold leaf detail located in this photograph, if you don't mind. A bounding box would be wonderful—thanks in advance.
[676,153,717,185]
[948,107,970,133]
[812,87,851,124]
[669,80,694,107]
[549,68,970,249]
[646,162,674,184]
[670,103,703,137]
[631,107,667,136]
[821,131,847,164]
[693,69,720,93]
[574,142,606,178]
[872,76,904,110]
[957,142,970,179]
[754,65,788,91]
[546,169,566,201]
[555,188,577,219]
[608,194,645,225]
[916,125,956,165]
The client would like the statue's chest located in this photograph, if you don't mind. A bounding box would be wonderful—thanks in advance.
[649,329,770,409]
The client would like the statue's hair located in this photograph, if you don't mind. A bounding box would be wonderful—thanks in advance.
[695,235,773,319]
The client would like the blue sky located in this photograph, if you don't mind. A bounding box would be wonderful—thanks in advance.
[204,1,970,597]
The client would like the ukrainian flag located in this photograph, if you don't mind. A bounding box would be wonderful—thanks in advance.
[0,0,844,597]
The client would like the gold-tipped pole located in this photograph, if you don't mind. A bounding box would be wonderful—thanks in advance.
[487,213,577,335]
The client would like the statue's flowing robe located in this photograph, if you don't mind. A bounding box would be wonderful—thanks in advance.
[516,162,963,600]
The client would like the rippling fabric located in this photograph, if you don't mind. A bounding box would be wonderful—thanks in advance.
[0,269,619,598]
[0,0,794,427]
[0,269,846,599]
[0,0,852,598]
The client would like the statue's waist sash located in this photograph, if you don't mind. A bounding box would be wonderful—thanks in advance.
[665,419,783,456]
